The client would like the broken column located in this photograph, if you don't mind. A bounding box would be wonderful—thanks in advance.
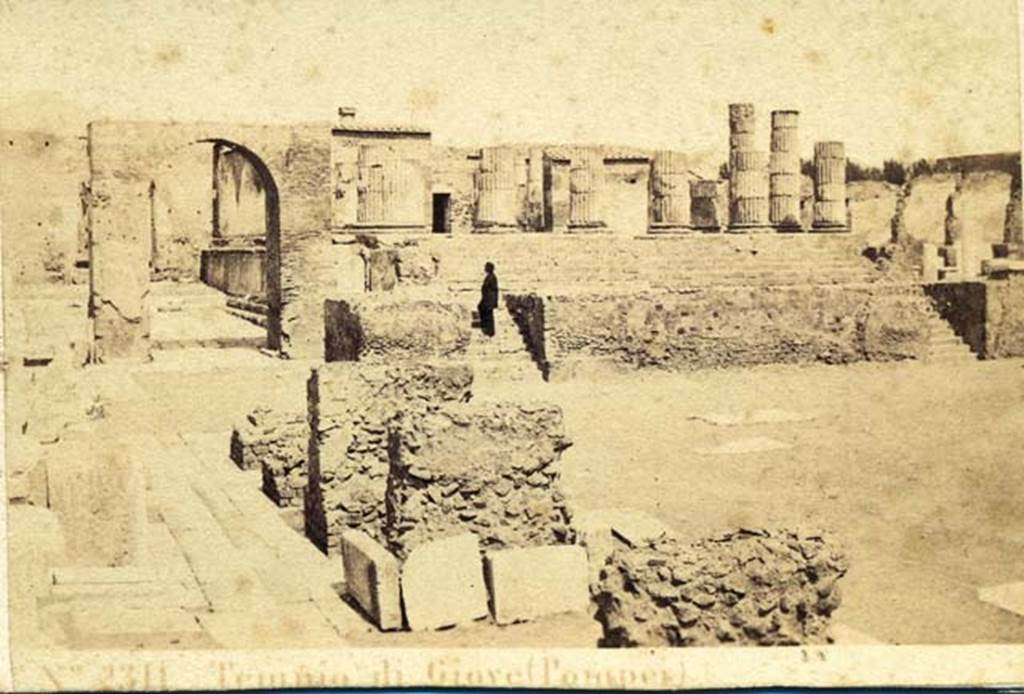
[727,103,770,230]
[690,180,726,231]
[812,141,848,230]
[568,149,606,230]
[475,147,519,231]
[650,151,692,233]
[769,110,802,230]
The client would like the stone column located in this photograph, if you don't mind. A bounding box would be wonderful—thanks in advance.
[769,110,801,229]
[526,147,546,231]
[690,179,725,231]
[568,149,605,230]
[650,151,691,232]
[812,141,847,230]
[476,147,518,231]
[727,103,769,230]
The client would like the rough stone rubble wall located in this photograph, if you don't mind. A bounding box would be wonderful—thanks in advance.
[508,284,934,375]
[385,402,575,560]
[323,297,471,363]
[230,408,308,508]
[594,529,847,647]
[304,362,474,554]
[985,274,1024,357]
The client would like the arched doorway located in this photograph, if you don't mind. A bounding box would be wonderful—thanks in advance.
[193,138,282,351]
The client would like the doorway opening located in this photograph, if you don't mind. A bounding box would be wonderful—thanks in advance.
[432,193,451,233]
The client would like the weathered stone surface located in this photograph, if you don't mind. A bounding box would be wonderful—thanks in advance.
[231,408,308,507]
[400,533,488,631]
[305,362,474,554]
[385,401,575,559]
[324,297,471,362]
[46,428,147,567]
[484,545,589,625]
[341,530,403,631]
[594,529,848,647]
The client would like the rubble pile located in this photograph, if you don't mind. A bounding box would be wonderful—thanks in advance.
[593,529,847,647]
[231,407,308,508]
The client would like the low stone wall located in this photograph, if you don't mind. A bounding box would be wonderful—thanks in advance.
[593,529,847,647]
[505,294,549,377]
[362,242,440,291]
[507,285,934,377]
[230,408,308,508]
[305,362,474,554]
[985,274,1024,358]
[385,402,575,560]
[324,297,471,363]
[926,276,1024,359]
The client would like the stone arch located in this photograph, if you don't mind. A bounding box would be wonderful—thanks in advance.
[195,138,282,350]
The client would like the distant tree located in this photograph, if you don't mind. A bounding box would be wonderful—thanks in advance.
[718,162,730,179]
[909,158,934,179]
[882,159,907,185]
[845,160,884,182]
[801,159,815,177]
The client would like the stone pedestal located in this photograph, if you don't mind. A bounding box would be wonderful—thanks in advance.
[690,180,725,231]
[650,151,692,233]
[475,147,519,231]
[568,149,606,231]
[812,141,848,230]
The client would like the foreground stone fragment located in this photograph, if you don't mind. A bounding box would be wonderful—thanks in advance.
[46,430,147,567]
[400,534,488,631]
[341,530,403,631]
[594,528,847,647]
[484,545,590,625]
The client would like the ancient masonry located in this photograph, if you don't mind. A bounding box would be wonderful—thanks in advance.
[813,141,847,229]
[650,151,691,232]
[568,148,605,230]
[769,110,801,228]
[728,103,770,229]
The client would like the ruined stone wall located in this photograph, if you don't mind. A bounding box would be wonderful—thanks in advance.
[508,284,934,375]
[925,281,989,356]
[305,363,473,553]
[324,296,471,362]
[985,274,1024,358]
[0,130,88,287]
[430,147,478,235]
[230,408,308,508]
[594,530,847,647]
[87,120,333,359]
[385,402,575,559]
[603,160,650,235]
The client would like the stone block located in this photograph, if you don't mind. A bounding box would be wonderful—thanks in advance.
[484,545,589,625]
[341,530,402,631]
[46,429,147,567]
[400,533,488,631]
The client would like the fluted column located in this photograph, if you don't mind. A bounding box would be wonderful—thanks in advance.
[812,141,847,230]
[769,110,801,229]
[728,103,769,230]
[650,151,691,233]
[568,149,605,230]
[475,147,518,231]
[356,146,424,228]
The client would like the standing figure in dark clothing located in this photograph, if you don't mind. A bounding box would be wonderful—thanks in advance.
[478,262,499,337]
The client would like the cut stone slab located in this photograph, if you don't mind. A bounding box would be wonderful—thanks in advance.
[68,606,207,649]
[484,545,589,625]
[52,566,156,585]
[341,530,402,631]
[46,431,148,567]
[978,582,1024,617]
[688,409,815,427]
[401,533,488,631]
[830,623,885,644]
[696,436,793,455]
[197,603,346,648]
[574,509,677,587]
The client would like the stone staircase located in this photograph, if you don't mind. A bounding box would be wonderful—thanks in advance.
[923,310,978,364]
[464,306,541,384]
[149,281,266,350]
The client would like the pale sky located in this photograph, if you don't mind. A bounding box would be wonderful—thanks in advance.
[0,0,1020,163]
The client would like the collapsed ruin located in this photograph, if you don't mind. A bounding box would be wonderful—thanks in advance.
[3,100,1022,650]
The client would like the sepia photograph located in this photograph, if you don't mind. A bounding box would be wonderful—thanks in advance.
[1,0,1022,689]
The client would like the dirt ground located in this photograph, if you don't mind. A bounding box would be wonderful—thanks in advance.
[11,347,1024,649]
[484,357,1024,645]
